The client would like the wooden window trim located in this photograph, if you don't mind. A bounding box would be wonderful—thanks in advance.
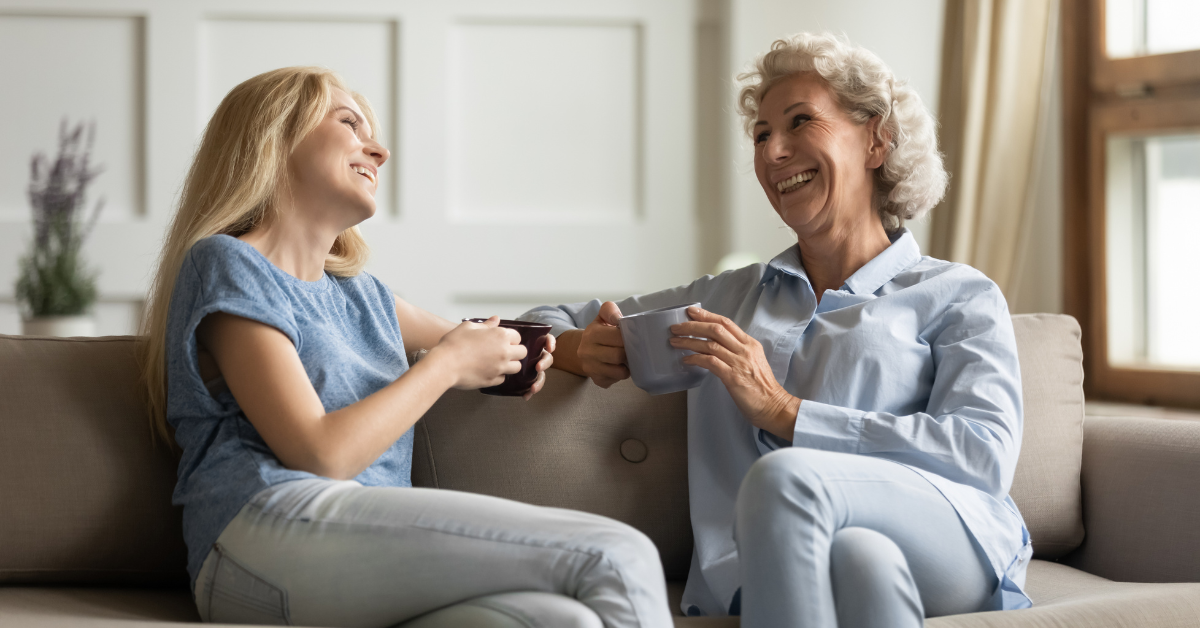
[1092,0,1200,93]
[1064,0,1200,409]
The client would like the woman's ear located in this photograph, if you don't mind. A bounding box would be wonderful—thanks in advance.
[865,115,891,169]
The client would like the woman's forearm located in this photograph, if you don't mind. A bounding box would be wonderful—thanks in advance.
[551,330,587,376]
[307,354,458,480]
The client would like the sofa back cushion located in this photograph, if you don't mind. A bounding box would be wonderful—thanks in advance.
[412,372,693,579]
[0,335,188,585]
[1008,314,1086,558]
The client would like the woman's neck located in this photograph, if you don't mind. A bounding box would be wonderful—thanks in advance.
[238,215,339,283]
[796,213,892,301]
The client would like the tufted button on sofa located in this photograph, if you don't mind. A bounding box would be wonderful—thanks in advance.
[2,314,1199,627]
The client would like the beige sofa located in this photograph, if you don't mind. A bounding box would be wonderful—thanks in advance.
[2,314,1199,627]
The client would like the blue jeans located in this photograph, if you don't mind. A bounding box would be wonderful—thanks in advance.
[734,448,997,628]
[193,479,673,627]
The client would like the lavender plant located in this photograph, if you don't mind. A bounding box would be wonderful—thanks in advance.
[15,120,104,318]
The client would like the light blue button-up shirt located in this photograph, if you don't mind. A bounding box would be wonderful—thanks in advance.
[519,229,1033,616]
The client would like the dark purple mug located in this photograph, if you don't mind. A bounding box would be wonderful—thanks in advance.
[464,319,552,396]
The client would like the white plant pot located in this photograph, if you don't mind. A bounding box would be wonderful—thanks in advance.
[22,315,97,337]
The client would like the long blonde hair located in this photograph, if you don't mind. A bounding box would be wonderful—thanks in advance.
[139,66,381,443]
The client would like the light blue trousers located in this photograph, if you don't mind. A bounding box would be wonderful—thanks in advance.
[193,479,673,628]
[735,448,997,628]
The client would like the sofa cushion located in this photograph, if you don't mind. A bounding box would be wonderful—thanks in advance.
[924,560,1200,627]
[0,335,188,585]
[1006,314,1085,559]
[1064,415,1200,582]
[0,586,199,626]
[413,370,693,580]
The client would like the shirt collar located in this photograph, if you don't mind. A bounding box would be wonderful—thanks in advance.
[760,228,922,295]
[843,228,922,295]
[762,244,810,285]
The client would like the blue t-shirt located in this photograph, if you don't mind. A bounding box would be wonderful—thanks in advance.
[165,234,411,586]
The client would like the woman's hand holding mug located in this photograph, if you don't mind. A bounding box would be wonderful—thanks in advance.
[579,301,630,388]
[522,332,556,401]
[670,306,799,442]
[429,316,527,390]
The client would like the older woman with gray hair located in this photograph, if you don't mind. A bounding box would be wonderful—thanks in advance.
[521,33,1031,626]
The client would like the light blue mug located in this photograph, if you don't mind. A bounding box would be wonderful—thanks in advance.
[618,303,707,395]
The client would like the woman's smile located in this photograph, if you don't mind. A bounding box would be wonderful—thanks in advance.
[776,169,818,194]
[351,163,377,186]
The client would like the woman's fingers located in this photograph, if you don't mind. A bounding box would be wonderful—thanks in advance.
[585,343,627,366]
[687,306,750,339]
[534,348,554,372]
[672,321,739,352]
[591,361,630,382]
[682,352,732,378]
[670,335,735,362]
[587,322,624,347]
[580,302,630,387]
[523,370,547,401]
[597,301,624,326]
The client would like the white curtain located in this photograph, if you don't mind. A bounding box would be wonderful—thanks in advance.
[931,0,1061,310]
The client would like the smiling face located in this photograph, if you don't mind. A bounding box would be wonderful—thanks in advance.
[286,89,389,231]
[753,72,886,237]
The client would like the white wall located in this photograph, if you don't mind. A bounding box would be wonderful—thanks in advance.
[0,0,704,335]
[1,0,1061,338]
[723,0,947,262]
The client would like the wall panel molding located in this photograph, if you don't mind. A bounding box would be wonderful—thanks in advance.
[0,12,146,223]
[446,19,644,224]
[199,16,400,215]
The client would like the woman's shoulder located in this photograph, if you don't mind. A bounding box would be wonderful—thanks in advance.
[897,255,1000,297]
[187,234,268,272]
[331,269,392,299]
[893,257,1015,344]
[891,255,1012,331]
[694,261,771,295]
[177,235,293,311]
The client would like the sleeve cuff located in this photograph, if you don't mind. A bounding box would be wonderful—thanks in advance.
[516,306,579,338]
[791,399,865,453]
[755,427,793,455]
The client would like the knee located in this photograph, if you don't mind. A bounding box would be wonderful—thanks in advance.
[588,520,663,579]
[829,527,911,590]
[736,449,824,522]
[830,528,923,624]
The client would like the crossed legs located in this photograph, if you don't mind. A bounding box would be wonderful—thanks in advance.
[735,448,997,628]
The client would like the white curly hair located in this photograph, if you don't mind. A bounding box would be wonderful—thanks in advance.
[737,32,947,231]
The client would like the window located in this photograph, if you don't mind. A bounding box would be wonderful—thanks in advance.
[1063,0,1200,407]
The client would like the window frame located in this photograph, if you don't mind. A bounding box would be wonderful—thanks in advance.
[1092,0,1200,93]
[1064,0,1200,409]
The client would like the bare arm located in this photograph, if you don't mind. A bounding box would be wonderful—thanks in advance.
[197,312,523,480]
[553,330,585,375]
[394,294,456,352]
[393,294,556,399]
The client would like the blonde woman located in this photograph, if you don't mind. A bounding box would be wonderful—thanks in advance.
[521,34,1032,626]
[139,67,671,627]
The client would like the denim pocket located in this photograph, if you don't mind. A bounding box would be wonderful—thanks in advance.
[206,543,290,625]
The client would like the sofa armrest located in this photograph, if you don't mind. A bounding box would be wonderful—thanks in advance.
[1063,415,1200,582]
